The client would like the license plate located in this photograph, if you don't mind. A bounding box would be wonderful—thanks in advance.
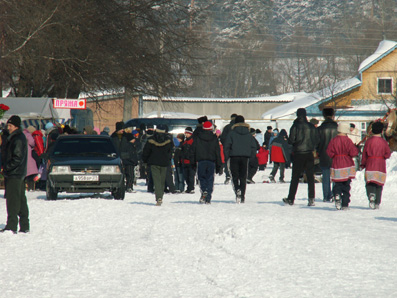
[73,175,99,181]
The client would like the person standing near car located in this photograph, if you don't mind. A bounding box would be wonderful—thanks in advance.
[1,115,29,234]
[142,124,173,206]
[111,121,136,193]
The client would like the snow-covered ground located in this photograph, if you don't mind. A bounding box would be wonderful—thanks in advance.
[2,153,397,298]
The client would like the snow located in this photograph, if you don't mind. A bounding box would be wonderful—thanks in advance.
[2,153,397,297]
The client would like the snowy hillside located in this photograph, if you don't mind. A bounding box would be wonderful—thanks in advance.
[1,153,397,297]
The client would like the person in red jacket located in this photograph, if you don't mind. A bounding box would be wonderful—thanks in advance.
[256,143,269,171]
[268,129,291,183]
[360,121,391,209]
[326,122,359,210]
[181,126,196,193]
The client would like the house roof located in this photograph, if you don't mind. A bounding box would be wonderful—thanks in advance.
[358,40,397,73]
[262,77,362,120]
[143,93,307,103]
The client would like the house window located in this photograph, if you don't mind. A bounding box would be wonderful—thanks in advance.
[378,78,392,94]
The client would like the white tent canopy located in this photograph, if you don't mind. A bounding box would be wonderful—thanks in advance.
[0,97,71,127]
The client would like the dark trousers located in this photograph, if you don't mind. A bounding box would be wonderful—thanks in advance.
[197,160,215,202]
[247,157,258,180]
[183,165,196,192]
[124,164,135,190]
[146,165,154,192]
[230,156,249,198]
[366,182,383,205]
[151,165,167,201]
[5,177,29,232]
[333,179,351,207]
[174,166,184,192]
[270,162,285,180]
[165,165,176,192]
[287,152,315,201]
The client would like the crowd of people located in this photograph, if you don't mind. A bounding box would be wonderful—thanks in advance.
[0,108,392,232]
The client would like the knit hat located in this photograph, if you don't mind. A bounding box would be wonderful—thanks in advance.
[371,122,384,134]
[203,121,213,131]
[279,129,287,137]
[267,126,272,130]
[231,113,238,120]
[250,128,256,135]
[322,108,334,117]
[7,115,21,128]
[45,122,54,131]
[337,122,350,134]
[234,115,245,123]
[296,108,307,117]
[256,129,261,133]
[27,126,36,134]
[185,126,193,134]
[132,130,139,136]
[177,133,185,141]
[103,126,110,133]
[115,121,124,131]
[215,129,221,135]
[198,116,208,124]
[156,124,167,133]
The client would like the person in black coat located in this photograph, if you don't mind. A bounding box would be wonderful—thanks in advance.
[111,121,137,192]
[224,115,258,203]
[247,128,261,184]
[317,108,338,202]
[1,116,29,234]
[192,121,222,204]
[220,113,237,184]
[142,124,173,205]
[283,108,319,206]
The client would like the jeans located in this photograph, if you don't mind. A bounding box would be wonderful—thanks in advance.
[320,166,333,201]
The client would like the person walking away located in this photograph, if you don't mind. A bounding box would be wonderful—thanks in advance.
[247,128,260,184]
[256,143,269,173]
[326,122,359,210]
[220,113,237,184]
[142,124,173,206]
[348,123,361,170]
[269,129,291,183]
[1,116,29,234]
[317,108,338,202]
[282,108,318,207]
[360,121,391,209]
[173,133,185,193]
[224,115,258,203]
[192,121,222,204]
[181,127,196,193]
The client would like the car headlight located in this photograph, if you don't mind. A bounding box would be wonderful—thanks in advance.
[101,165,120,174]
[51,166,71,174]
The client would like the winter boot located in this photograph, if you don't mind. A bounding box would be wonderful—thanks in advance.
[369,193,376,209]
[308,198,315,206]
[334,194,342,210]
[199,191,208,204]
[236,189,242,204]
[282,198,294,205]
[269,175,276,183]
[224,177,231,185]
[156,198,163,206]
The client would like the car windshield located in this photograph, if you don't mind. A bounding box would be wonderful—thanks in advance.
[52,138,117,157]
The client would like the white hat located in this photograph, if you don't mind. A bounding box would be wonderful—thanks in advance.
[337,122,350,134]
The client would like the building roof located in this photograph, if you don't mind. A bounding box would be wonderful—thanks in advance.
[358,40,397,73]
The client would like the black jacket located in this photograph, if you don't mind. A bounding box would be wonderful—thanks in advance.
[224,123,258,160]
[142,132,173,167]
[3,128,28,178]
[220,119,235,145]
[111,132,137,165]
[317,117,338,167]
[192,130,222,172]
[289,116,318,154]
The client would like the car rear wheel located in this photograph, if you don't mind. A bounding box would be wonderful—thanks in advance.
[112,183,125,200]
[46,180,58,200]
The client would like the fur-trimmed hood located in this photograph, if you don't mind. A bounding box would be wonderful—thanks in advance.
[231,122,250,135]
[148,132,172,147]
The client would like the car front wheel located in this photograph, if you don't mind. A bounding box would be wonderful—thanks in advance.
[112,182,125,200]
